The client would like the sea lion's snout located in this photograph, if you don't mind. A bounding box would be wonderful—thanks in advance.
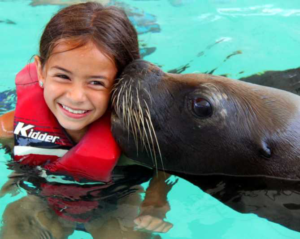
[111,60,166,167]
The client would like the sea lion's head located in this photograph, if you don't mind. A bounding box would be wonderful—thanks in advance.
[111,60,300,179]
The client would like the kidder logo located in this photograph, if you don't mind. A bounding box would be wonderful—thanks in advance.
[14,122,60,143]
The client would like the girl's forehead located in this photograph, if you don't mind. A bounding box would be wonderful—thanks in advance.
[43,40,118,82]
[51,39,92,55]
[46,40,116,70]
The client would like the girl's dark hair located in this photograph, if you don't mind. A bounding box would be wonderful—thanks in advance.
[39,2,140,74]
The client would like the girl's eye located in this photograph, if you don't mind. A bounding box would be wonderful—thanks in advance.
[90,81,105,87]
[55,74,70,80]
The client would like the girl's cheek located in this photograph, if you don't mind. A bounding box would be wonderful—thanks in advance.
[44,84,65,101]
[46,78,66,89]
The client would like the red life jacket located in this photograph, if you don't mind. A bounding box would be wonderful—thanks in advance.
[13,63,121,182]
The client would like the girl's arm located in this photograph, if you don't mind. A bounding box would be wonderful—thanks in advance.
[134,171,176,233]
[0,111,15,151]
[0,111,14,138]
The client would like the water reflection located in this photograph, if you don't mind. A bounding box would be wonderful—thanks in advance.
[2,158,300,237]
[179,173,300,232]
[0,163,173,239]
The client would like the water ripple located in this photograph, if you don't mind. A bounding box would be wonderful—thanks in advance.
[217,5,300,17]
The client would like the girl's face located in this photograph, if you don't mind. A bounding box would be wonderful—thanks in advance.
[35,40,118,142]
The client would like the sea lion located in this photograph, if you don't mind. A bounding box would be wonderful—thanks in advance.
[241,67,300,96]
[111,59,300,180]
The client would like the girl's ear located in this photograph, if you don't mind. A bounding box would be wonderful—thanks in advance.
[34,56,45,84]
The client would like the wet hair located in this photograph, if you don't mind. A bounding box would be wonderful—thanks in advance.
[38,2,140,75]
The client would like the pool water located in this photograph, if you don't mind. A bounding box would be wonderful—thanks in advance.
[1,0,300,238]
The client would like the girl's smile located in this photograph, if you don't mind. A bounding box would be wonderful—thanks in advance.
[35,40,118,142]
[58,103,92,119]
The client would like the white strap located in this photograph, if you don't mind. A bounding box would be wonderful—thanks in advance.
[14,146,68,157]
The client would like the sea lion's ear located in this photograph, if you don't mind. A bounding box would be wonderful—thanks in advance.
[34,56,45,85]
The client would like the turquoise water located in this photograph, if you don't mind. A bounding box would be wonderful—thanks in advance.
[1,0,300,238]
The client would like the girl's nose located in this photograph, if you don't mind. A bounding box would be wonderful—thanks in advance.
[67,83,87,103]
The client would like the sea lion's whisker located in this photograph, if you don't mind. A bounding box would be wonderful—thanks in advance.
[122,96,127,127]
[138,113,148,152]
[124,89,131,131]
[132,110,143,152]
[111,81,118,100]
[130,117,139,150]
[133,110,142,139]
[142,122,154,164]
[128,84,134,129]
[137,101,154,161]
[139,119,151,157]
[128,105,139,151]
[111,77,123,100]
[145,116,158,175]
[128,95,140,152]
[136,90,145,140]
[145,116,156,157]
[111,90,116,106]
[113,90,120,116]
[132,123,139,154]
[111,87,119,111]
[144,101,164,173]
[114,89,120,114]
[143,88,153,104]
[116,81,126,116]
[124,81,129,107]
[136,90,154,162]
[129,79,133,98]
[114,77,124,87]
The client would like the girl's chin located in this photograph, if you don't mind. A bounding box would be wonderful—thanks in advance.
[58,120,89,133]
[63,125,88,142]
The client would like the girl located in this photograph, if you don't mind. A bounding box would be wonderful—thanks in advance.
[0,2,173,238]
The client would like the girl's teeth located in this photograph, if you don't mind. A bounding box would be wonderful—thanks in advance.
[62,105,87,114]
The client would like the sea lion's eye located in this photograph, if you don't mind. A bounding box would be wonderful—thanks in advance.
[192,97,213,118]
